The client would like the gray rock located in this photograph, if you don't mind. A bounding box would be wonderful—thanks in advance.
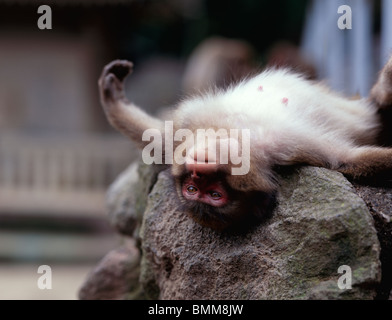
[353,183,392,299]
[105,162,139,236]
[139,166,381,299]
[78,240,144,300]
[105,162,167,238]
[80,163,383,300]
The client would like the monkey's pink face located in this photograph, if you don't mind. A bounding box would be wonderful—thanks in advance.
[181,176,228,207]
[172,135,274,230]
[180,141,229,207]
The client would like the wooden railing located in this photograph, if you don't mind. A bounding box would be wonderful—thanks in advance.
[0,133,136,217]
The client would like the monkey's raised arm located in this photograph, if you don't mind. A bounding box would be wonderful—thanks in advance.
[99,60,164,149]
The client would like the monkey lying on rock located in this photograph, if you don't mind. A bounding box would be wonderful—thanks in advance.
[99,57,392,231]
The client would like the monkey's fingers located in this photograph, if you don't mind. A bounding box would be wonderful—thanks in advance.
[99,60,134,104]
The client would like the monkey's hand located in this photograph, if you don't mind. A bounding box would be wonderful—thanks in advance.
[99,60,134,106]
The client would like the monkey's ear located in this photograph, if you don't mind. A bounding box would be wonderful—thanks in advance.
[98,60,164,149]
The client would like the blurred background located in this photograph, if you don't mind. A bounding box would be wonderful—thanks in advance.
[0,0,390,299]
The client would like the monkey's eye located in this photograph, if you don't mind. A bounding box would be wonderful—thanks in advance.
[186,185,198,194]
[209,191,222,199]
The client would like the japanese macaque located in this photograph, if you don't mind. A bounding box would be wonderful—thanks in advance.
[99,57,392,231]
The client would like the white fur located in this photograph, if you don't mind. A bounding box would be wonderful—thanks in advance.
[175,69,380,168]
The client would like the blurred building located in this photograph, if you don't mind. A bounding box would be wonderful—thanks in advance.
[0,0,195,273]
[0,1,140,265]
